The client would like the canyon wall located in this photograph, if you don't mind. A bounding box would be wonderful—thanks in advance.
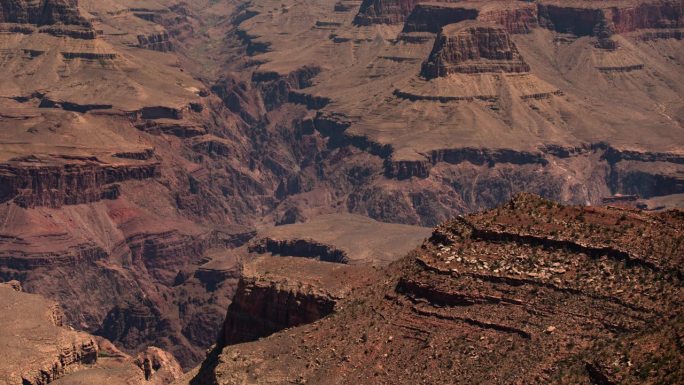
[420,22,530,78]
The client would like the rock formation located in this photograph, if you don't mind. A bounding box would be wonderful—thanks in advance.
[137,32,174,52]
[421,21,531,78]
[219,256,369,345]
[0,0,94,38]
[180,195,684,385]
[0,0,90,27]
[0,282,183,385]
[354,0,425,25]
[0,285,98,385]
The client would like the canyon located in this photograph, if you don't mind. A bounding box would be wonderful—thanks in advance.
[0,0,681,383]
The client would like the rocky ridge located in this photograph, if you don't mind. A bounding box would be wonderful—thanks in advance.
[0,282,183,385]
[180,194,684,385]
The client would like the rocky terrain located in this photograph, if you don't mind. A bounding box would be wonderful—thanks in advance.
[0,281,182,385]
[0,0,681,382]
[219,256,377,345]
[180,194,683,385]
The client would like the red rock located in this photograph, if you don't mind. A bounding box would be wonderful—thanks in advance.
[421,21,531,79]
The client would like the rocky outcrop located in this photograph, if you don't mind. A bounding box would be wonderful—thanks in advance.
[126,230,209,286]
[0,161,159,208]
[421,21,530,79]
[0,285,99,385]
[220,273,338,345]
[385,147,547,179]
[538,4,608,36]
[478,4,539,34]
[0,0,94,39]
[97,301,162,348]
[537,0,683,46]
[135,106,184,120]
[357,1,683,37]
[637,27,684,39]
[137,32,174,52]
[354,0,423,25]
[602,0,683,33]
[38,97,113,113]
[184,195,683,385]
[61,52,117,60]
[235,27,271,55]
[0,243,108,271]
[219,256,367,345]
[134,120,206,137]
[135,347,184,383]
[252,66,322,110]
[0,0,90,27]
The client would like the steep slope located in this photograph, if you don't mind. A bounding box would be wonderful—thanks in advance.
[182,194,684,385]
[0,282,182,385]
[0,0,270,368]
[0,0,682,374]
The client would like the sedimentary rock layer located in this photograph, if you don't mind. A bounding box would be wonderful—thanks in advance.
[0,161,159,208]
[182,194,684,385]
[421,21,530,78]
[219,256,372,345]
[0,284,98,385]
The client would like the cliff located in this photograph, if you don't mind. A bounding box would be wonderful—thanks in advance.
[0,284,98,385]
[539,1,684,35]
[181,194,684,385]
[248,238,349,263]
[0,0,90,26]
[219,256,371,345]
[477,3,539,34]
[421,21,531,79]
[137,32,174,52]
[0,0,94,38]
[354,0,424,25]
[0,160,159,208]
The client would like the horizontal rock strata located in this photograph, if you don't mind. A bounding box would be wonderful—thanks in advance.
[421,22,530,78]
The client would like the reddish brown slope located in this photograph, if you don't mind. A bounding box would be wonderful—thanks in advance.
[182,194,683,385]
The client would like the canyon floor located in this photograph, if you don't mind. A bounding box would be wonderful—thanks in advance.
[0,0,682,384]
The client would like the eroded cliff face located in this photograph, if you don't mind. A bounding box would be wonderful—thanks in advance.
[0,283,99,385]
[539,1,683,35]
[0,0,94,38]
[184,195,684,385]
[421,21,531,78]
[221,272,337,345]
[0,160,159,208]
[354,0,424,25]
[0,282,184,385]
[0,0,89,26]
[218,255,374,345]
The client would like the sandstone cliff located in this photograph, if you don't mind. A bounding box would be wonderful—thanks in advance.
[0,283,97,385]
[219,256,364,345]
[0,0,89,26]
[421,21,531,78]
